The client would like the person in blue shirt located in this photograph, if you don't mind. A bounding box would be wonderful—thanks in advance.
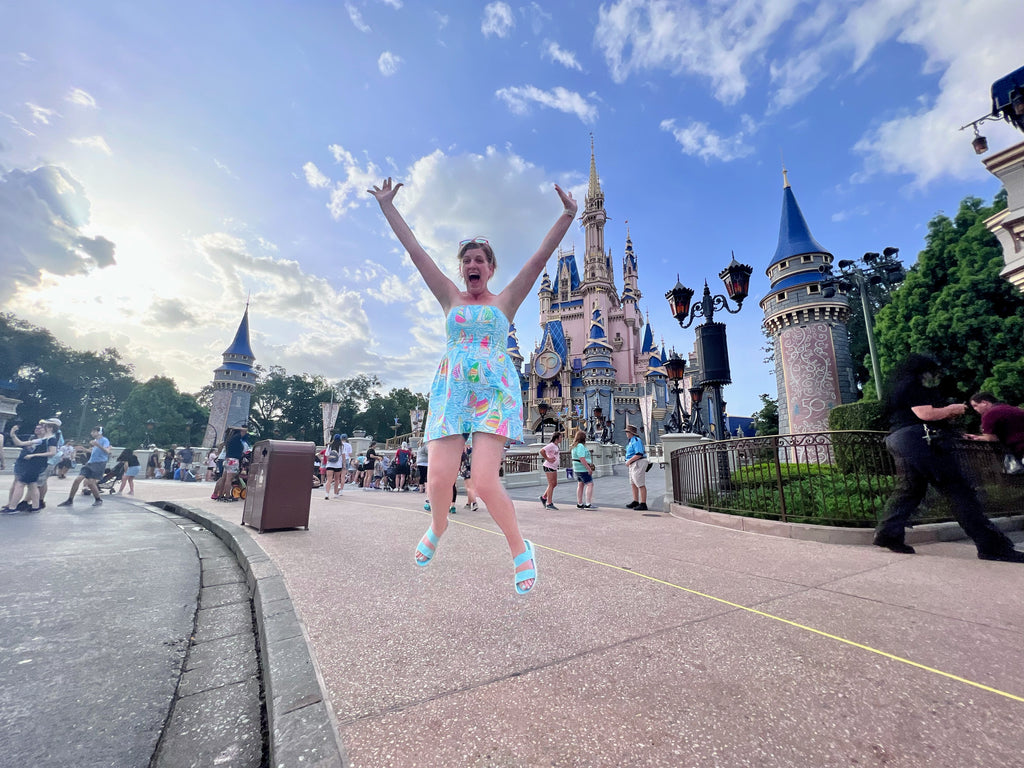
[58,426,111,508]
[624,424,648,511]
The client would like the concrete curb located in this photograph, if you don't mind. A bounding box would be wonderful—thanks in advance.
[153,501,347,768]
[668,502,1024,545]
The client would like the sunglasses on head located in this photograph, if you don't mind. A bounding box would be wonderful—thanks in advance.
[459,237,490,247]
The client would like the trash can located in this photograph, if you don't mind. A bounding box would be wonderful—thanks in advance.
[241,440,315,533]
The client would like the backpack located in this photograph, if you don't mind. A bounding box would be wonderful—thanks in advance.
[397,450,409,466]
[328,450,339,462]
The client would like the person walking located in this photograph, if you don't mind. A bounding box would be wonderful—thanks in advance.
[324,434,346,499]
[415,440,429,496]
[361,441,378,489]
[179,445,194,481]
[368,175,577,594]
[2,421,57,513]
[58,426,111,508]
[394,441,413,491]
[571,430,596,509]
[539,431,561,510]
[212,426,247,501]
[115,448,140,495]
[624,424,648,511]
[874,355,1024,562]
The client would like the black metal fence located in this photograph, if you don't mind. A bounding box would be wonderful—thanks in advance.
[670,431,1024,527]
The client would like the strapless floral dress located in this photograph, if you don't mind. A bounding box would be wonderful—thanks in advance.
[423,304,524,443]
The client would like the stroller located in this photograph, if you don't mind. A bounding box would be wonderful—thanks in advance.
[88,463,124,496]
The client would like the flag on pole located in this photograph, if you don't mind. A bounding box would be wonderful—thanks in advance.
[320,401,340,447]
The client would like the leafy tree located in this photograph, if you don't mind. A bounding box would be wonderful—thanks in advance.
[359,387,429,442]
[108,376,207,448]
[750,393,779,436]
[873,191,1024,403]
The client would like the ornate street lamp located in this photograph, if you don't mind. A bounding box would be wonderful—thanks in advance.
[822,247,904,398]
[537,402,550,442]
[665,253,751,438]
[664,354,688,434]
[688,385,707,435]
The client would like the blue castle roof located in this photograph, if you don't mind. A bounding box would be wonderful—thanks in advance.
[223,308,255,359]
[769,183,830,268]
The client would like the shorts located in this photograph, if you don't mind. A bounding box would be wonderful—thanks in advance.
[544,467,558,473]
[628,460,648,488]
[418,466,428,484]
[575,471,593,484]
[14,461,43,485]
[80,462,107,480]
[395,465,410,476]
[125,466,140,477]
[225,458,240,474]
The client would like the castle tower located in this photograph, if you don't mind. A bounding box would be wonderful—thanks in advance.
[581,302,616,424]
[203,305,256,447]
[760,170,856,435]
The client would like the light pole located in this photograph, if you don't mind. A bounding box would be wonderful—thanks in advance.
[821,247,904,399]
[536,402,550,443]
[663,353,688,433]
[665,253,753,439]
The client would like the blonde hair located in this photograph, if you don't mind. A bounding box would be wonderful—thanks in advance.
[572,430,587,446]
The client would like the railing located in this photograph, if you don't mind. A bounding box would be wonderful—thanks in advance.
[670,431,1024,527]
[501,449,573,476]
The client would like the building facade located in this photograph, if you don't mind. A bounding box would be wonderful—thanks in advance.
[521,144,670,444]
[203,306,256,448]
[760,171,856,434]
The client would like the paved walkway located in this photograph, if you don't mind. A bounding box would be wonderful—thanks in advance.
[3,468,1024,767]
[119,469,1024,767]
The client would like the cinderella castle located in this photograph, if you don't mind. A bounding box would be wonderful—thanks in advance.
[511,144,856,444]
[512,142,673,445]
[202,304,256,448]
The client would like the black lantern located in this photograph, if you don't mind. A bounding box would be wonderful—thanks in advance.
[665,278,695,325]
[664,354,687,433]
[718,253,753,305]
[537,402,550,442]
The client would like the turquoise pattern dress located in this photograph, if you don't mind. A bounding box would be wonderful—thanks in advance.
[424,304,524,444]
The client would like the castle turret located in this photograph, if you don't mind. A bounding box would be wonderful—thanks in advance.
[204,304,256,447]
[538,270,553,316]
[760,170,855,434]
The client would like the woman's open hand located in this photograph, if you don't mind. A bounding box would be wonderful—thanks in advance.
[367,177,403,206]
[554,183,577,217]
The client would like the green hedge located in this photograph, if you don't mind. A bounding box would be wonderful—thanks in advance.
[829,400,886,431]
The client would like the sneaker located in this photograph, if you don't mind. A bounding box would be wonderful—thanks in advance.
[0,507,15,514]
[325,495,330,500]
[424,500,431,511]
[636,503,648,511]
[464,502,472,509]
[584,504,593,509]
[625,501,639,509]
[978,549,1024,563]
[540,495,547,505]
[92,498,103,507]
[576,504,583,509]
[873,537,915,555]
[545,503,558,510]
[449,505,457,515]
[58,499,73,507]
[471,502,478,511]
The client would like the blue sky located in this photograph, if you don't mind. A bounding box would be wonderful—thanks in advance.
[2,0,1022,418]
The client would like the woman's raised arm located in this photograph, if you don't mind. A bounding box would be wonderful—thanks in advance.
[368,178,458,308]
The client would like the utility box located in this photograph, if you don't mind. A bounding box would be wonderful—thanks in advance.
[242,440,315,533]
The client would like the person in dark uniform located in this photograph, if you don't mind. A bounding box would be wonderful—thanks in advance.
[874,354,1024,562]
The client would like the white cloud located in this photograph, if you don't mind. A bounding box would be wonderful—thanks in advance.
[849,0,1024,187]
[17,52,34,66]
[71,136,113,155]
[378,0,402,8]
[482,2,515,38]
[1,111,35,137]
[346,3,371,33]
[544,41,583,71]
[378,51,403,76]
[303,144,382,219]
[303,161,331,189]
[495,85,598,123]
[27,102,58,125]
[0,165,117,302]
[66,88,98,108]
[594,0,799,104]
[659,117,756,162]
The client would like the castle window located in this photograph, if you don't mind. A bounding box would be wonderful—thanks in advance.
[801,255,813,263]
[807,285,820,294]
[779,260,789,270]
[777,292,787,302]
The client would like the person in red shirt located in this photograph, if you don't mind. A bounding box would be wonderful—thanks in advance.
[967,392,1024,461]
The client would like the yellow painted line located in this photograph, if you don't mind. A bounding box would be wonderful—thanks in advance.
[397,507,1024,704]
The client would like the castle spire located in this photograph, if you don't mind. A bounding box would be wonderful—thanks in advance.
[587,132,602,200]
